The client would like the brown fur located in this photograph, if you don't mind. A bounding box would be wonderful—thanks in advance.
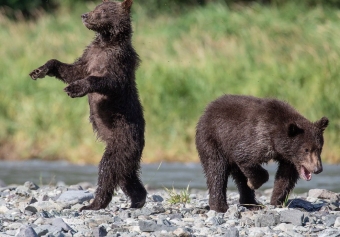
[29,0,147,211]
[195,94,329,212]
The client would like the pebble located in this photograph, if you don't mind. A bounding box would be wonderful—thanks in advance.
[0,183,340,236]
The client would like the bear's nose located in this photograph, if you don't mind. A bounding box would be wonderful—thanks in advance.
[81,13,88,19]
[314,166,323,174]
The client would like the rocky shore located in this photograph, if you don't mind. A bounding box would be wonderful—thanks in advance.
[0,181,340,237]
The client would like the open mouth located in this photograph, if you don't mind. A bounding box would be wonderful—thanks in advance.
[300,165,312,181]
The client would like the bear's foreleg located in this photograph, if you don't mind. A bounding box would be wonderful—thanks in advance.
[271,161,299,206]
[29,59,87,84]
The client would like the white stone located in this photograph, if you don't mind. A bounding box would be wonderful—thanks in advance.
[273,223,295,232]
[333,217,340,228]
[0,205,9,213]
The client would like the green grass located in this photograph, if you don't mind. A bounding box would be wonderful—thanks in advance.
[0,1,339,164]
[164,185,191,204]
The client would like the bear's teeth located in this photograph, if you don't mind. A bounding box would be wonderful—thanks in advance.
[300,166,312,181]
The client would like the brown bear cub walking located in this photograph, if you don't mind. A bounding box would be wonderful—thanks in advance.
[29,0,147,211]
[196,94,329,213]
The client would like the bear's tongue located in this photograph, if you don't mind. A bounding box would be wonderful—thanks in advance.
[300,166,312,181]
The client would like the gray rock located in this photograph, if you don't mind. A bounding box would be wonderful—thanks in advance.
[93,226,107,237]
[206,216,225,226]
[152,195,164,202]
[192,208,208,214]
[318,229,340,237]
[325,215,338,227]
[34,225,62,236]
[285,230,304,237]
[279,209,304,226]
[157,218,172,226]
[169,213,183,220]
[226,205,241,219]
[52,218,74,232]
[139,220,158,232]
[308,189,340,201]
[15,186,31,197]
[15,226,38,237]
[111,227,130,234]
[151,205,166,214]
[173,227,191,237]
[39,210,53,218]
[113,216,123,223]
[224,227,239,237]
[57,190,94,204]
[24,206,38,215]
[118,210,131,219]
[138,220,176,233]
[24,181,39,190]
[254,213,279,227]
[133,208,152,217]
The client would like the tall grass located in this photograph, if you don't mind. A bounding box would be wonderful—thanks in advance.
[0,2,339,164]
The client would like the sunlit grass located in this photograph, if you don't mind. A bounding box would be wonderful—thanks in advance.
[0,2,339,164]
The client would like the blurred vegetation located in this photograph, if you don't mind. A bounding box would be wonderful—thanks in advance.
[2,0,340,19]
[0,1,339,164]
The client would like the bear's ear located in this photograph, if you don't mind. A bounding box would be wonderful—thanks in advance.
[315,116,329,132]
[122,0,133,12]
[288,123,304,137]
[102,0,110,2]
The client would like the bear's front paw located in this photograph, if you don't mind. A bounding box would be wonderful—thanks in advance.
[64,81,90,98]
[29,66,49,80]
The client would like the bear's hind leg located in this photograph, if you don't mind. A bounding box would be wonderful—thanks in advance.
[231,164,262,210]
[205,159,230,213]
[236,162,269,190]
[80,149,117,211]
[119,170,147,208]
[271,161,299,206]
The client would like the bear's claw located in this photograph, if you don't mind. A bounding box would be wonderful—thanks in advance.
[29,67,48,80]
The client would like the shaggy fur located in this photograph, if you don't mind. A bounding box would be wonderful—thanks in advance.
[195,94,329,213]
[29,0,147,211]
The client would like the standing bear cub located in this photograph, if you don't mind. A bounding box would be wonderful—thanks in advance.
[196,94,329,213]
[29,0,147,211]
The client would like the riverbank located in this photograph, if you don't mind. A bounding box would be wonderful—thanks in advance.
[1,161,340,193]
[1,181,340,236]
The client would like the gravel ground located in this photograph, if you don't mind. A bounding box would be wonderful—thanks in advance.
[1,181,340,237]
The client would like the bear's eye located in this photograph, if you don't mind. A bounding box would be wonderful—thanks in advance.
[305,148,309,153]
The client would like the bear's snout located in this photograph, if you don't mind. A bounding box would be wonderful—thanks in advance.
[314,165,323,174]
[81,13,88,20]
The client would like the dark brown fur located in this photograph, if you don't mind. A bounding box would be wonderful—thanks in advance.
[29,0,147,211]
[195,94,329,212]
